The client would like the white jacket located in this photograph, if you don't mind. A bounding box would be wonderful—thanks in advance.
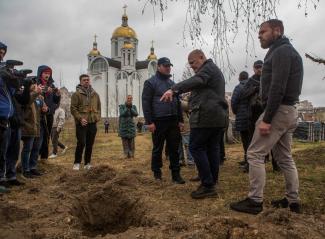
[52,107,65,129]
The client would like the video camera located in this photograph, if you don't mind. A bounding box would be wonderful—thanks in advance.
[0,59,33,89]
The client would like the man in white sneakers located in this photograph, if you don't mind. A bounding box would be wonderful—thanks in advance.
[70,74,101,170]
[49,106,68,159]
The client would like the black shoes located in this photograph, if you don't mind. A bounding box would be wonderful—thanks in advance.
[230,198,263,215]
[172,174,185,184]
[172,171,185,184]
[191,185,218,199]
[153,171,162,181]
[7,179,25,187]
[271,197,301,213]
[23,171,35,179]
[30,169,42,177]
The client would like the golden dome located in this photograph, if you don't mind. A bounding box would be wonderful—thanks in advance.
[112,26,137,39]
[89,49,101,56]
[122,42,134,49]
[147,53,157,60]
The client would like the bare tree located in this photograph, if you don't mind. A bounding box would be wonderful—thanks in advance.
[141,0,320,79]
[181,63,194,82]
[305,53,325,65]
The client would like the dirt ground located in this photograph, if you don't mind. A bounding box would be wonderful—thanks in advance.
[0,125,325,239]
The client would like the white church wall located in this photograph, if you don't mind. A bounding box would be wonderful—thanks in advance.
[91,74,107,118]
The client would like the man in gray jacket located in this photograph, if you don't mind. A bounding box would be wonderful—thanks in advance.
[230,19,303,214]
[49,106,67,158]
[161,50,228,198]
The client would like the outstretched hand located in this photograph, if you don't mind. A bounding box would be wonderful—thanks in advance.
[160,89,173,102]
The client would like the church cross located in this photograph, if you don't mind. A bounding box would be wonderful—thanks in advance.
[123,4,127,14]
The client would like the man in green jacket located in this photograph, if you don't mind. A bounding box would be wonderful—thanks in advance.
[118,95,138,159]
[70,74,101,170]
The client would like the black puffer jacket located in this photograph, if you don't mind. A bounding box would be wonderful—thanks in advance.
[231,79,249,132]
[172,59,228,128]
[142,72,183,124]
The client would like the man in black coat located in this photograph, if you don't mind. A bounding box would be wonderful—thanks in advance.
[142,57,185,184]
[161,50,228,199]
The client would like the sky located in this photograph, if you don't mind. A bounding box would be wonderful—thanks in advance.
[1,0,324,106]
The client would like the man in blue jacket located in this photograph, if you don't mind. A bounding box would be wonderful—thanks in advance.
[0,41,10,193]
[0,42,30,190]
[230,19,303,214]
[142,57,185,184]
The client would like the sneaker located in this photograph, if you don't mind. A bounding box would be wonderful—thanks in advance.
[7,179,25,187]
[84,164,92,170]
[61,146,68,154]
[153,171,162,181]
[191,185,218,199]
[73,164,80,170]
[230,197,263,215]
[22,171,35,179]
[49,154,58,159]
[0,185,10,193]
[30,169,42,177]
[271,198,301,213]
[189,175,201,182]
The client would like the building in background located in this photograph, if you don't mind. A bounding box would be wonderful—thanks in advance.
[87,6,158,117]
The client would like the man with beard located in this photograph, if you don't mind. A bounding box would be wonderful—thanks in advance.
[230,19,303,214]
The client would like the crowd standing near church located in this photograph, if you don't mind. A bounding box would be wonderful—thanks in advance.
[0,18,305,216]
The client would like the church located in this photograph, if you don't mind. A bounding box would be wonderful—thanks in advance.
[87,7,158,117]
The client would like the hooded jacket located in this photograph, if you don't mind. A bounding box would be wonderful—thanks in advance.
[70,85,101,124]
[36,65,61,115]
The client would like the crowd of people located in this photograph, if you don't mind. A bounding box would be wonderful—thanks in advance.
[1,19,304,215]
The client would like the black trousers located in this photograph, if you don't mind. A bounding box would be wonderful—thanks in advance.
[151,119,181,173]
[74,123,97,165]
[189,127,223,187]
[40,114,53,159]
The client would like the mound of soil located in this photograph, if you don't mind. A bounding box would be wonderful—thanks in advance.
[0,203,30,223]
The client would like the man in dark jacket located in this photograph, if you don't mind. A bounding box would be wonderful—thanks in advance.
[142,57,185,184]
[161,50,228,198]
[230,19,303,214]
[36,65,61,160]
[0,42,30,189]
[231,71,250,168]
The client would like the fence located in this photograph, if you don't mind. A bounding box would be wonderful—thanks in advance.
[229,120,325,142]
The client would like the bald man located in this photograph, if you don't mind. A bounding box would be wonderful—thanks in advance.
[161,50,228,199]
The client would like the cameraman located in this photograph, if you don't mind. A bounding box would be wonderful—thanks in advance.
[36,66,61,160]
[0,42,30,189]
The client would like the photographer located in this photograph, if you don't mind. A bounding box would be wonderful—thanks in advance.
[36,65,61,160]
[0,41,31,188]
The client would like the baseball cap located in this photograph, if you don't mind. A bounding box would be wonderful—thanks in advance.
[253,60,263,67]
[157,57,173,66]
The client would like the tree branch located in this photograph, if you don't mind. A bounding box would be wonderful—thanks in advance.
[305,53,325,65]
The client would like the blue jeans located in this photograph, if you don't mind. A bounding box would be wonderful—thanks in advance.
[0,127,10,181]
[0,128,21,181]
[189,128,223,187]
[181,133,194,164]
